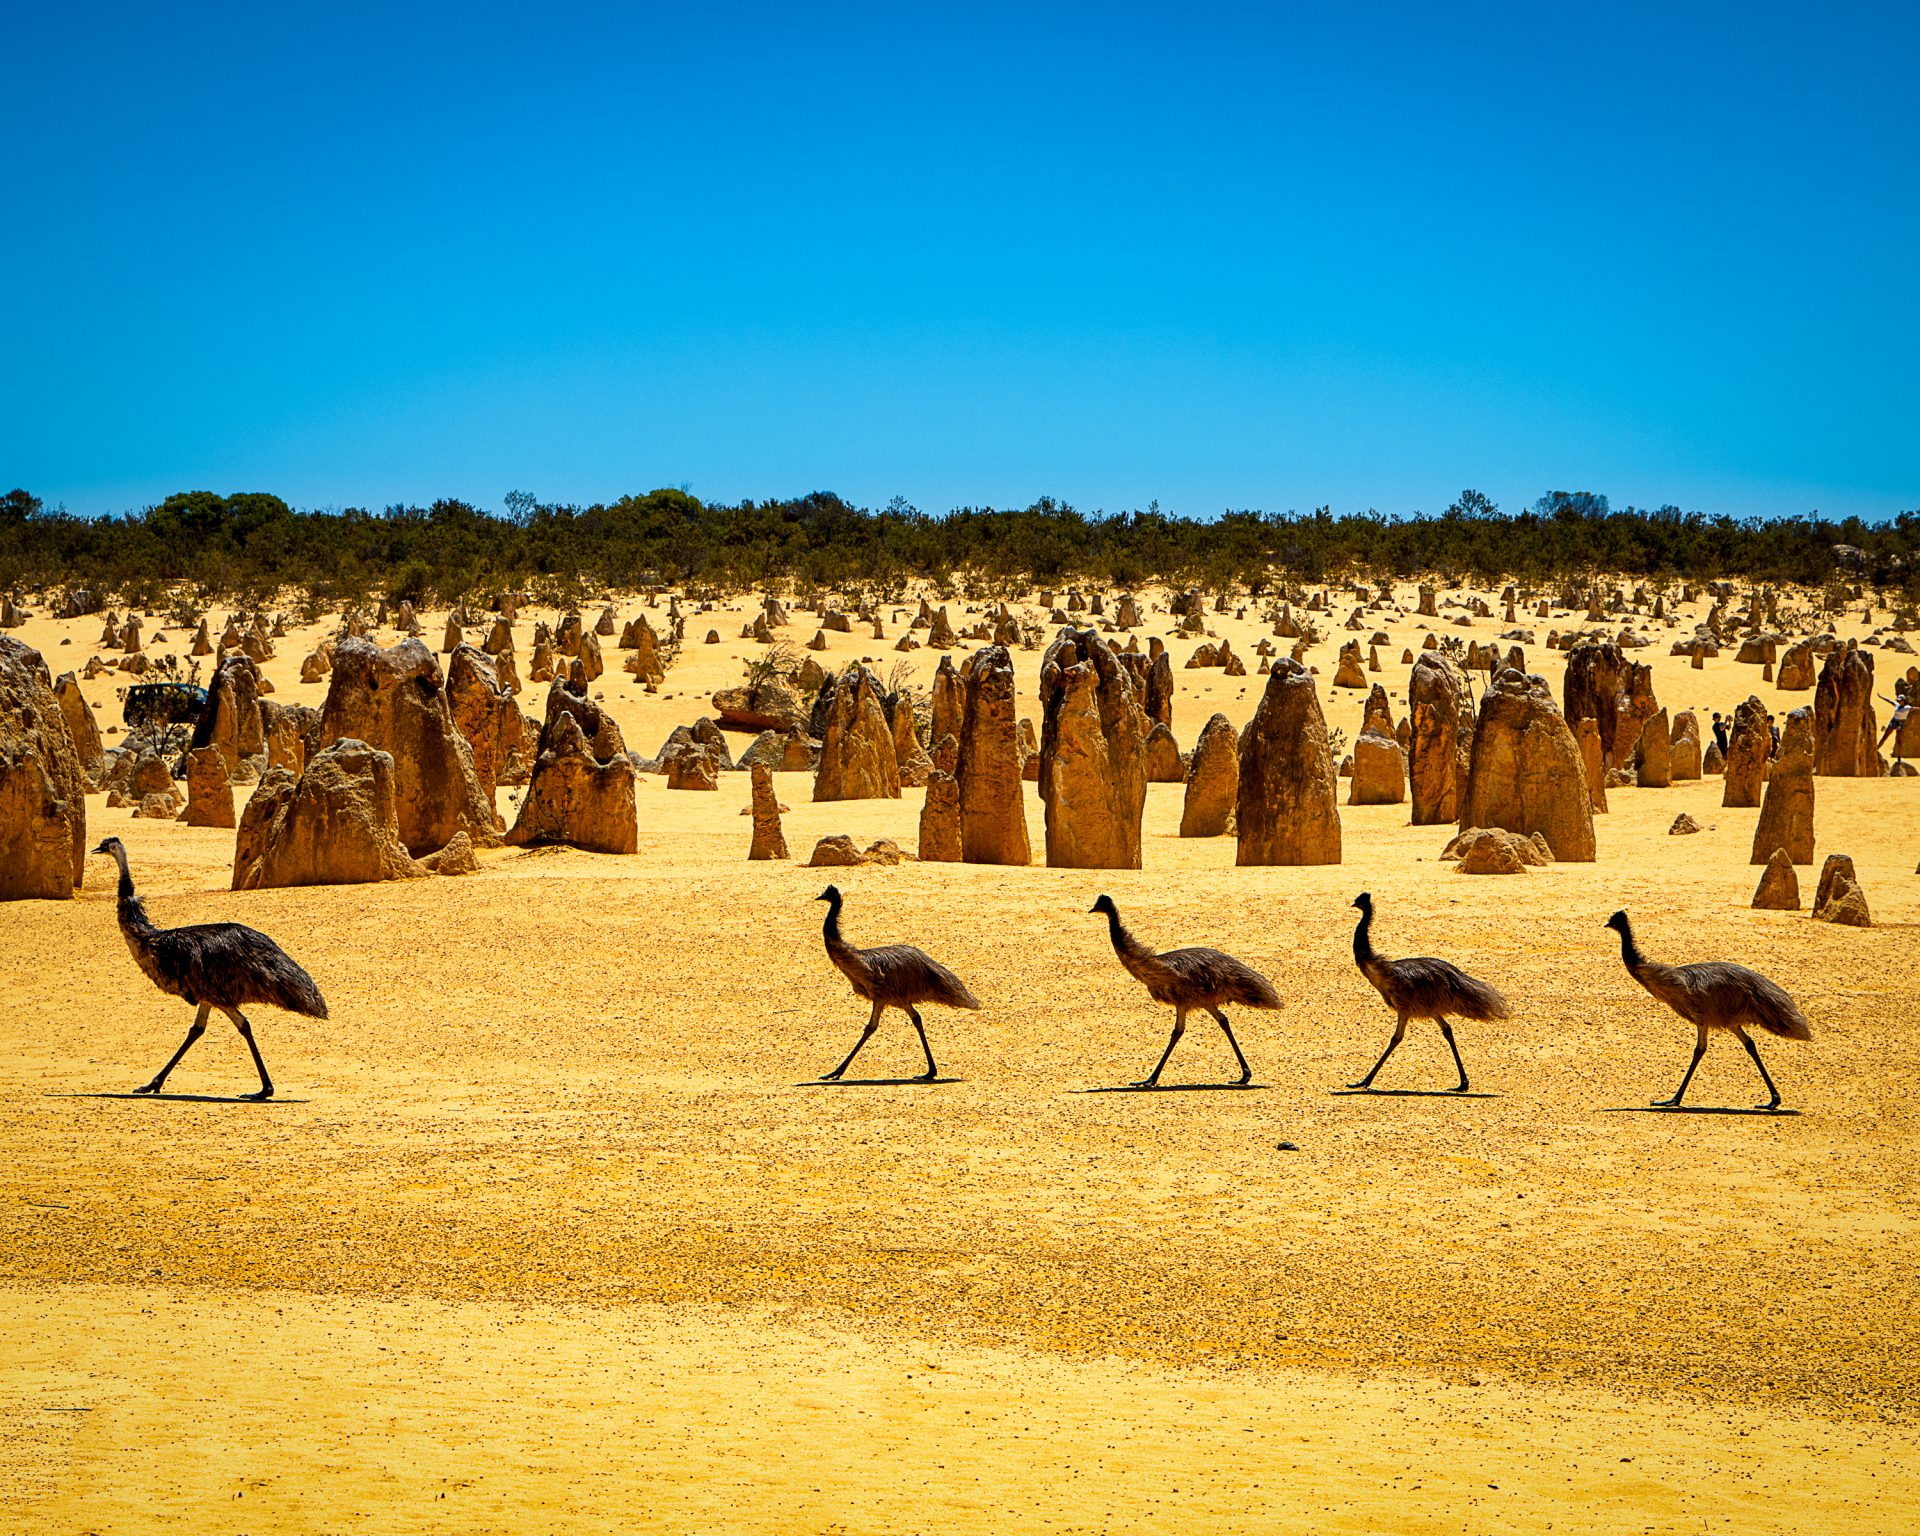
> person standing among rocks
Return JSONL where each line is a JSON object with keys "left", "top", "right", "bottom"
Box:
{"left": 1877, "top": 681, "right": 1912, "bottom": 758}
{"left": 1711, "top": 712, "right": 1729, "bottom": 757}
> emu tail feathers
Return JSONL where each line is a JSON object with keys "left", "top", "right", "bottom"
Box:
{"left": 1449, "top": 968, "right": 1512, "bottom": 1022}
{"left": 926, "top": 958, "right": 982, "bottom": 1011}
{"left": 1748, "top": 974, "right": 1811, "bottom": 1040}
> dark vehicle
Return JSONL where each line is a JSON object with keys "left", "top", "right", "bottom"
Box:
{"left": 122, "top": 681, "right": 207, "bottom": 732}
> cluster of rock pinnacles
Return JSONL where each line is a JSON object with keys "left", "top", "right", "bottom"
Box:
{"left": 0, "top": 583, "right": 1909, "bottom": 927}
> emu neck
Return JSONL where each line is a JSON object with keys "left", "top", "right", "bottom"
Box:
{"left": 1352, "top": 907, "right": 1376, "bottom": 969}
{"left": 1613, "top": 923, "right": 1645, "bottom": 973}
{"left": 1104, "top": 907, "right": 1151, "bottom": 963}
{"left": 110, "top": 851, "right": 154, "bottom": 936}
{"left": 821, "top": 898, "right": 848, "bottom": 954}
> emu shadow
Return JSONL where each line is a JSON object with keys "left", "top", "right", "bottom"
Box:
{"left": 52, "top": 1092, "right": 310, "bottom": 1105}
{"left": 1330, "top": 1087, "right": 1500, "bottom": 1100}
{"left": 1605, "top": 1104, "right": 1800, "bottom": 1117}
{"left": 1081, "top": 1082, "right": 1268, "bottom": 1094}
{"left": 796, "top": 1077, "right": 963, "bottom": 1088}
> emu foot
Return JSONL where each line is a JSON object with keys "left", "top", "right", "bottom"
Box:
{"left": 243, "top": 1088, "right": 275, "bottom": 1102}
{"left": 132, "top": 1080, "right": 163, "bottom": 1095}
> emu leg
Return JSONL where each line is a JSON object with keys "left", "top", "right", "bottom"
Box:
{"left": 228, "top": 1009, "right": 274, "bottom": 1101}
{"left": 1349, "top": 1013, "right": 1407, "bottom": 1089}
{"left": 1135, "top": 1008, "right": 1187, "bottom": 1088}
{"left": 822, "top": 1001, "right": 883, "bottom": 1081}
{"left": 1732, "top": 1025, "right": 1784, "bottom": 1110}
{"left": 908, "top": 1007, "right": 938, "bottom": 1081}
{"left": 1654, "top": 1025, "right": 1709, "bottom": 1107}
{"left": 136, "top": 1003, "right": 208, "bottom": 1094}
{"left": 1210, "top": 1008, "right": 1253, "bottom": 1086}
{"left": 1438, "top": 1018, "right": 1470, "bottom": 1093}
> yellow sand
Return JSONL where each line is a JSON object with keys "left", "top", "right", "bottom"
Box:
{"left": 3, "top": 583, "right": 1916, "bottom": 1532}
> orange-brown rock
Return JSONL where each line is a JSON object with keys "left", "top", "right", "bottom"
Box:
{"left": 1408, "top": 652, "right": 1472, "bottom": 825}
{"left": 319, "top": 638, "right": 499, "bottom": 855}
{"left": 1670, "top": 711, "right": 1702, "bottom": 781}
{"left": 814, "top": 665, "right": 900, "bottom": 802}
{"left": 1722, "top": 696, "right": 1770, "bottom": 807}
{"left": 1236, "top": 657, "right": 1341, "bottom": 866}
{"left": 233, "top": 739, "right": 427, "bottom": 890}
{"left": 956, "top": 645, "right": 1030, "bottom": 865}
{"left": 1038, "top": 630, "right": 1146, "bottom": 869}
{"left": 1179, "top": 712, "right": 1238, "bottom": 837}
{"left": 505, "top": 712, "right": 639, "bottom": 854}
{"left": 748, "top": 762, "right": 788, "bottom": 860}
{"left": 0, "top": 637, "right": 88, "bottom": 898}
{"left": 1459, "top": 669, "right": 1596, "bottom": 861}
{"left": 192, "top": 653, "right": 266, "bottom": 773}
{"left": 1813, "top": 641, "right": 1879, "bottom": 776}
{"left": 1349, "top": 722, "right": 1407, "bottom": 805}
{"left": 181, "top": 745, "right": 236, "bottom": 828}
{"left": 52, "top": 671, "right": 104, "bottom": 790}
{"left": 1751, "top": 849, "right": 1800, "bottom": 909}
{"left": 1750, "top": 706, "right": 1814, "bottom": 865}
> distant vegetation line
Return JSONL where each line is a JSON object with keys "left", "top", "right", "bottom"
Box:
{"left": 1, "top": 487, "right": 1913, "bottom": 610}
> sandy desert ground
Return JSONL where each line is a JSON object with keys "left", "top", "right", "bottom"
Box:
{"left": 3, "top": 578, "right": 1918, "bottom": 1533}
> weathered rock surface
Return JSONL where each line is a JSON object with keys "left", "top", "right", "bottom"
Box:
{"left": 956, "top": 646, "right": 1030, "bottom": 865}
{"left": 1143, "top": 723, "right": 1185, "bottom": 783}
{"left": 1349, "top": 722, "right": 1407, "bottom": 805}
{"left": 918, "top": 734, "right": 962, "bottom": 862}
{"left": 1811, "top": 853, "right": 1871, "bottom": 927}
{"left": 748, "top": 762, "right": 788, "bottom": 860}
{"left": 1813, "top": 642, "right": 1879, "bottom": 776}
{"left": 1179, "top": 712, "right": 1238, "bottom": 837}
{"left": 1751, "top": 848, "right": 1800, "bottom": 909}
{"left": 0, "top": 637, "right": 88, "bottom": 898}
{"left": 52, "top": 672, "right": 104, "bottom": 790}
{"left": 1722, "top": 696, "right": 1771, "bottom": 807}
{"left": 446, "top": 644, "right": 527, "bottom": 806}
{"left": 1459, "top": 669, "right": 1596, "bottom": 861}
{"left": 319, "top": 638, "right": 499, "bottom": 855}
{"left": 423, "top": 830, "right": 479, "bottom": 875}
{"left": 233, "top": 739, "right": 426, "bottom": 890}
{"left": 1038, "top": 630, "right": 1146, "bottom": 869}
{"left": 1670, "top": 711, "right": 1702, "bottom": 781}
{"left": 505, "top": 711, "right": 639, "bottom": 855}
{"left": 712, "top": 675, "right": 806, "bottom": 732}
{"left": 1236, "top": 657, "right": 1341, "bottom": 866}
{"left": 1751, "top": 706, "right": 1814, "bottom": 865}
{"left": 808, "top": 835, "right": 913, "bottom": 867}
{"left": 1408, "top": 652, "right": 1472, "bottom": 825}
{"left": 1633, "top": 707, "right": 1672, "bottom": 788}
{"left": 814, "top": 665, "right": 901, "bottom": 802}
{"left": 181, "top": 745, "right": 236, "bottom": 828}
{"left": 192, "top": 654, "right": 266, "bottom": 773}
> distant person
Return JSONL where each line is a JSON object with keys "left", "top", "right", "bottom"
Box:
{"left": 1711, "top": 712, "right": 1729, "bottom": 756}
{"left": 1879, "top": 683, "right": 1912, "bottom": 757}
{"left": 1768, "top": 714, "right": 1780, "bottom": 755}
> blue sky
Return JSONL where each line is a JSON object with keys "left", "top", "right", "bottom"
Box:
{"left": 4, "top": 2, "right": 1915, "bottom": 521}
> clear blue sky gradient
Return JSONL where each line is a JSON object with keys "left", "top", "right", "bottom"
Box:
{"left": 5, "top": 2, "right": 1915, "bottom": 521}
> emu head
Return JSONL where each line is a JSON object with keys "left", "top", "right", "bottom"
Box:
{"left": 1089, "top": 893, "right": 1116, "bottom": 916}
{"left": 815, "top": 884, "right": 841, "bottom": 904}
{"left": 92, "top": 836, "right": 124, "bottom": 857}
{"left": 1604, "top": 910, "right": 1631, "bottom": 934}
{"left": 1351, "top": 891, "right": 1373, "bottom": 913}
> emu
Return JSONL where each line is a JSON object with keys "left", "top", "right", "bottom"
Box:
{"left": 816, "top": 884, "right": 979, "bottom": 1081}
{"left": 95, "top": 837, "right": 327, "bottom": 1100}
{"left": 1348, "top": 892, "right": 1509, "bottom": 1093}
{"left": 1605, "top": 910, "right": 1811, "bottom": 1110}
{"left": 1090, "top": 894, "right": 1280, "bottom": 1087}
